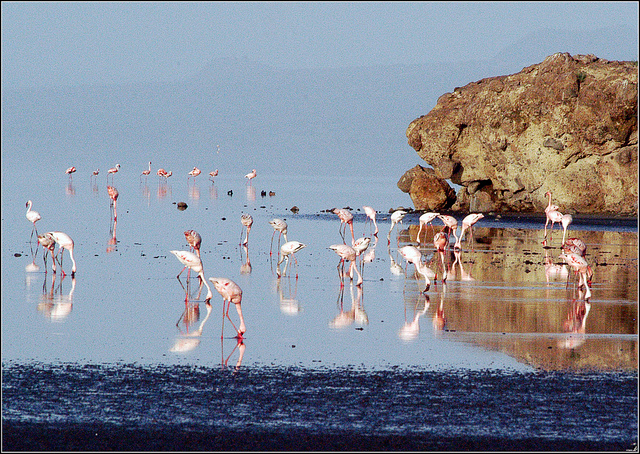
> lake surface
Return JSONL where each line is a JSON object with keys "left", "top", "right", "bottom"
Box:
{"left": 2, "top": 166, "right": 638, "bottom": 450}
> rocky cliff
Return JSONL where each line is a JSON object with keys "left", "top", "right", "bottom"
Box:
{"left": 403, "top": 53, "right": 638, "bottom": 216}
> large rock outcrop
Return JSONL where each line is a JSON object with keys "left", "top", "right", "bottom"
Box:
{"left": 405, "top": 53, "right": 638, "bottom": 216}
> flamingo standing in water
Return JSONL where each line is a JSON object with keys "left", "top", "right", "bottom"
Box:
{"left": 329, "top": 243, "right": 363, "bottom": 287}
{"left": 37, "top": 232, "right": 60, "bottom": 273}
{"left": 561, "top": 214, "right": 573, "bottom": 245}
{"left": 140, "top": 162, "right": 151, "bottom": 181}
{"left": 399, "top": 245, "right": 435, "bottom": 292}
{"left": 49, "top": 231, "right": 77, "bottom": 277}
{"left": 277, "top": 241, "right": 306, "bottom": 278}
{"left": 107, "top": 164, "right": 121, "bottom": 182}
{"left": 362, "top": 206, "right": 379, "bottom": 236}
{"left": 433, "top": 228, "right": 450, "bottom": 283}
{"left": 91, "top": 169, "right": 100, "bottom": 183}
{"left": 563, "top": 238, "right": 587, "bottom": 257}
{"left": 188, "top": 166, "right": 202, "bottom": 182}
{"left": 332, "top": 208, "right": 355, "bottom": 245}
{"left": 437, "top": 215, "right": 459, "bottom": 246}
{"left": 65, "top": 167, "right": 76, "bottom": 180}
{"left": 544, "top": 209, "right": 564, "bottom": 240}
{"left": 209, "top": 169, "right": 219, "bottom": 182}
{"left": 209, "top": 277, "right": 246, "bottom": 339}
{"left": 184, "top": 230, "right": 202, "bottom": 257}
{"left": 416, "top": 212, "right": 439, "bottom": 244}
{"left": 245, "top": 169, "right": 257, "bottom": 184}
{"left": 269, "top": 218, "right": 289, "bottom": 256}
{"left": 455, "top": 213, "right": 484, "bottom": 250}
{"left": 25, "top": 200, "right": 41, "bottom": 241}
{"left": 107, "top": 186, "right": 119, "bottom": 221}
{"left": 240, "top": 214, "right": 253, "bottom": 246}
{"left": 169, "top": 250, "right": 213, "bottom": 301}
{"left": 387, "top": 210, "right": 407, "bottom": 244}
{"left": 559, "top": 252, "right": 592, "bottom": 300}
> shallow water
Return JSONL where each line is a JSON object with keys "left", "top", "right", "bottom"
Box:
{"left": 2, "top": 168, "right": 638, "bottom": 449}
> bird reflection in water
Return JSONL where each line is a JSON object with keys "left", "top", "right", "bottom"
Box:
{"left": 543, "top": 248, "right": 568, "bottom": 284}
{"left": 276, "top": 275, "right": 300, "bottom": 315}
{"left": 188, "top": 184, "right": 200, "bottom": 201}
{"left": 246, "top": 184, "right": 256, "bottom": 202}
{"left": 157, "top": 180, "right": 171, "bottom": 200}
{"left": 432, "top": 284, "right": 447, "bottom": 334}
{"left": 559, "top": 290, "right": 591, "bottom": 349}
{"left": 107, "top": 215, "right": 118, "bottom": 253}
{"left": 66, "top": 180, "right": 76, "bottom": 197}
{"left": 221, "top": 336, "right": 246, "bottom": 373}
{"left": 37, "top": 273, "right": 75, "bottom": 322}
{"left": 398, "top": 294, "right": 429, "bottom": 342}
{"left": 329, "top": 282, "right": 368, "bottom": 329}
{"left": 140, "top": 182, "right": 151, "bottom": 206}
{"left": 170, "top": 301, "right": 213, "bottom": 354}
{"left": 240, "top": 244, "right": 252, "bottom": 275}
{"left": 209, "top": 182, "right": 218, "bottom": 199}
{"left": 37, "top": 232, "right": 60, "bottom": 274}
{"left": 387, "top": 243, "right": 405, "bottom": 278}
{"left": 452, "top": 249, "right": 475, "bottom": 282}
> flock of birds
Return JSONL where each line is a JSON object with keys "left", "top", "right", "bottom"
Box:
{"left": 25, "top": 162, "right": 594, "bottom": 342}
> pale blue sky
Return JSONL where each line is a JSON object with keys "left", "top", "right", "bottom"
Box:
{"left": 2, "top": 1, "right": 638, "bottom": 89}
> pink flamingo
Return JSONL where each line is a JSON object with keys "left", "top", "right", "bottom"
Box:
{"left": 140, "top": 162, "right": 151, "bottom": 181}
{"left": 25, "top": 200, "right": 41, "bottom": 241}
{"left": 184, "top": 230, "right": 202, "bottom": 257}
{"left": 169, "top": 250, "right": 213, "bottom": 301}
{"left": 362, "top": 206, "right": 379, "bottom": 236}
{"left": 269, "top": 218, "right": 289, "bottom": 257}
{"left": 433, "top": 228, "right": 450, "bottom": 283}
{"left": 437, "top": 215, "right": 459, "bottom": 246}
{"left": 245, "top": 169, "right": 257, "bottom": 184}
{"left": 188, "top": 166, "right": 202, "bottom": 182}
{"left": 416, "top": 212, "right": 439, "bottom": 244}
{"left": 387, "top": 210, "right": 407, "bottom": 244}
{"left": 107, "top": 163, "right": 120, "bottom": 183}
{"left": 332, "top": 208, "right": 355, "bottom": 245}
{"left": 544, "top": 209, "right": 564, "bottom": 239}
{"left": 65, "top": 166, "right": 76, "bottom": 180}
{"left": 277, "top": 241, "right": 306, "bottom": 278}
{"left": 209, "top": 169, "right": 219, "bottom": 182}
{"left": 329, "top": 243, "right": 363, "bottom": 287}
{"left": 455, "top": 213, "right": 484, "bottom": 249}
{"left": 559, "top": 252, "right": 592, "bottom": 300}
{"left": 240, "top": 213, "right": 253, "bottom": 246}
{"left": 209, "top": 277, "right": 246, "bottom": 339}
{"left": 37, "top": 232, "right": 60, "bottom": 273}
{"left": 399, "top": 245, "right": 435, "bottom": 291}
{"left": 107, "top": 186, "right": 119, "bottom": 221}
{"left": 563, "top": 238, "right": 587, "bottom": 257}
{"left": 50, "top": 231, "right": 77, "bottom": 277}
{"left": 91, "top": 169, "right": 99, "bottom": 182}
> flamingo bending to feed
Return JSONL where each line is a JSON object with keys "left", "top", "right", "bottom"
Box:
{"left": 362, "top": 206, "right": 379, "bottom": 236}
{"left": 169, "top": 250, "right": 212, "bottom": 301}
{"left": 277, "top": 241, "right": 306, "bottom": 278}
{"left": 184, "top": 230, "right": 202, "bottom": 257}
{"left": 50, "top": 231, "right": 77, "bottom": 277}
{"left": 140, "top": 162, "right": 151, "bottom": 181}
{"left": 563, "top": 238, "right": 587, "bottom": 257}
{"left": 455, "top": 213, "right": 484, "bottom": 249}
{"left": 240, "top": 214, "right": 253, "bottom": 246}
{"left": 329, "top": 244, "right": 363, "bottom": 287}
{"left": 332, "top": 208, "right": 355, "bottom": 245}
{"left": 269, "top": 218, "right": 289, "bottom": 256}
{"left": 37, "top": 232, "right": 60, "bottom": 273}
{"left": 387, "top": 209, "right": 407, "bottom": 244}
{"left": 399, "top": 245, "right": 435, "bottom": 292}
{"left": 437, "top": 215, "right": 459, "bottom": 246}
{"left": 561, "top": 214, "right": 573, "bottom": 245}
{"left": 25, "top": 200, "right": 41, "bottom": 240}
{"left": 559, "top": 252, "right": 592, "bottom": 300}
{"left": 209, "top": 277, "right": 246, "bottom": 339}
{"left": 245, "top": 169, "right": 257, "bottom": 184}
{"left": 65, "top": 167, "right": 76, "bottom": 180}
{"left": 416, "top": 212, "right": 439, "bottom": 244}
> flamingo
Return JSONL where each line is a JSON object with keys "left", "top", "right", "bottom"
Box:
{"left": 353, "top": 236, "right": 371, "bottom": 275}
{"left": 362, "top": 206, "right": 379, "bottom": 236}
{"left": 437, "top": 215, "right": 459, "bottom": 246}
{"left": 433, "top": 228, "right": 450, "bottom": 283}
{"left": 240, "top": 213, "right": 253, "bottom": 246}
{"left": 332, "top": 208, "right": 355, "bottom": 245}
{"left": 184, "top": 230, "right": 202, "bottom": 257}
{"left": 559, "top": 252, "right": 592, "bottom": 300}
{"left": 209, "top": 277, "right": 246, "bottom": 339}
{"left": 245, "top": 169, "right": 257, "bottom": 184}
{"left": 544, "top": 209, "right": 564, "bottom": 239}
{"left": 107, "top": 186, "right": 119, "bottom": 221}
{"left": 65, "top": 166, "right": 76, "bottom": 180}
{"left": 140, "top": 162, "right": 151, "bottom": 181}
{"left": 387, "top": 210, "right": 407, "bottom": 244}
{"left": 107, "top": 163, "right": 120, "bottom": 183}
{"left": 188, "top": 166, "right": 202, "bottom": 182}
{"left": 455, "top": 213, "right": 484, "bottom": 249}
{"left": 277, "top": 241, "right": 306, "bottom": 278}
{"left": 563, "top": 238, "right": 587, "bottom": 257}
{"left": 157, "top": 168, "right": 168, "bottom": 180}
{"left": 269, "top": 218, "right": 289, "bottom": 256}
{"left": 37, "top": 232, "right": 60, "bottom": 273}
{"left": 329, "top": 244, "right": 363, "bottom": 287}
{"left": 209, "top": 169, "right": 219, "bottom": 182}
{"left": 169, "top": 250, "right": 213, "bottom": 301}
{"left": 544, "top": 191, "right": 560, "bottom": 215}
{"left": 416, "top": 212, "right": 439, "bottom": 244}
{"left": 561, "top": 214, "right": 573, "bottom": 245}
{"left": 49, "top": 231, "right": 77, "bottom": 277}
{"left": 91, "top": 169, "right": 100, "bottom": 182}
{"left": 25, "top": 200, "right": 41, "bottom": 240}
{"left": 399, "top": 245, "right": 435, "bottom": 292}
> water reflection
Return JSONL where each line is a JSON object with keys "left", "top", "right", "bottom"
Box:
{"left": 329, "top": 282, "right": 368, "bottom": 329}
{"left": 432, "top": 284, "right": 447, "bottom": 334}
{"left": 246, "top": 185, "right": 256, "bottom": 202}
{"left": 188, "top": 184, "right": 200, "bottom": 201}
{"left": 276, "top": 276, "right": 300, "bottom": 315}
{"left": 559, "top": 293, "right": 591, "bottom": 349}
{"left": 37, "top": 274, "right": 75, "bottom": 322}
{"left": 209, "top": 182, "right": 218, "bottom": 199}
{"left": 170, "top": 301, "right": 213, "bottom": 353}
{"left": 66, "top": 181, "right": 75, "bottom": 197}
{"left": 399, "top": 294, "right": 429, "bottom": 342}
{"left": 240, "top": 244, "right": 252, "bottom": 275}
{"left": 221, "top": 337, "right": 246, "bottom": 373}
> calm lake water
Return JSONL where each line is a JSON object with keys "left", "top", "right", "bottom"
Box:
{"left": 2, "top": 165, "right": 638, "bottom": 450}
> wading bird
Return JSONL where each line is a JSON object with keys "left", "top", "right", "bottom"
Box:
{"left": 399, "top": 245, "right": 435, "bottom": 292}
{"left": 387, "top": 210, "right": 407, "bottom": 244}
{"left": 329, "top": 243, "right": 363, "bottom": 287}
{"left": 184, "top": 230, "right": 202, "bottom": 257}
{"left": 563, "top": 238, "right": 587, "bottom": 257}
{"left": 559, "top": 252, "right": 592, "bottom": 300}
{"left": 107, "top": 186, "right": 119, "bottom": 221}
{"left": 277, "top": 241, "right": 306, "bottom": 278}
{"left": 65, "top": 166, "right": 76, "bottom": 180}
{"left": 416, "top": 212, "right": 439, "bottom": 245}
{"left": 432, "top": 228, "right": 450, "bottom": 283}
{"left": 240, "top": 213, "right": 253, "bottom": 246}
{"left": 245, "top": 169, "right": 257, "bottom": 184}
{"left": 209, "top": 277, "right": 246, "bottom": 339}
{"left": 269, "top": 218, "right": 288, "bottom": 256}
{"left": 332, "top": 208, "right": 355, "bottom": 245}
{"left": 107, "top": 163, "right": 121, "bottom": 182}
{"left": 455, "top": 213, "right": 484, "bottom": 250}
{"left": 209, "top": 169, "right": 218, "bottom": 182}
{"left": 437, "top": 215, "right": 459, "bottom": 246}
{"left": 188, "top": 166, "right": 201, "bottom": 182}
{"left": 140, "top": 162, "right": 151, "bottom": 181}
{"left": 37, "top": 232, "right": 60, "bottom": 273}
{"left": 91, "top": 169, "right": 100, "bottom": 182}
{"left": 362, "top": 206, "right": 379, "bottom": 236}
{"left": 169, "top": 250, "right": 212, "bottom": 301}
{"left": 49, "top": 231, "right": 77, "bottom": 277}
{"left": 25, "top": 200, "right": 41, "bottom": 241}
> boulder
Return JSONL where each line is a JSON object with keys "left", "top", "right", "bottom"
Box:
{"left": 397, "top": 165, "right": 456, "bottom": 211}
{"left": 405, "top": 53, "right": 638, "bottom": 216}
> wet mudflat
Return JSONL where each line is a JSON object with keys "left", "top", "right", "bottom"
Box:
{"left": 2, "top": 170, "right": 638, "bottom": 450}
